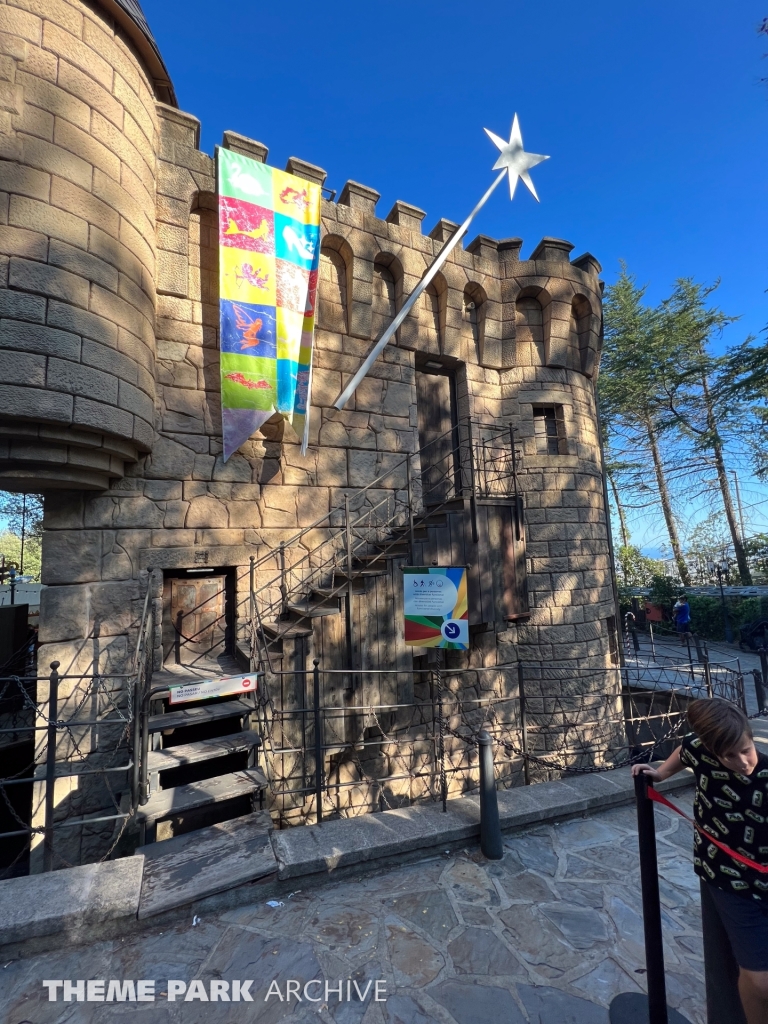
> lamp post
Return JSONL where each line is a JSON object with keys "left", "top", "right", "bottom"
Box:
{"left": 707, "top": 558, "right": 733, "bottom": 644}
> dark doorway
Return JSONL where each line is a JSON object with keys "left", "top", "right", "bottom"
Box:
{"left": 416, "top": 363, "right": 460, "bottom": 505}
{"left": 162, "top": 568, "right": 235, "bottom": 672}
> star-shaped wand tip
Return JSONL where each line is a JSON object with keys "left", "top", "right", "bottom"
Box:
{"left": 484, "top": 114, "right": 549, "bottom": 201}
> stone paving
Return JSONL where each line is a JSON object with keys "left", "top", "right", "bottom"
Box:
{"left": 0, "top": 788, "right": 704, "bottom": 1024}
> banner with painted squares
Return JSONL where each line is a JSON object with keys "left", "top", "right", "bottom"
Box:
{"left": 218, "top": 149, "right": 321, "bottom": 460}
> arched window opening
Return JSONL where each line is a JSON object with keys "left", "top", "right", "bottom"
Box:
{"left": 371, "top": 255, "right": 402, "bottom": 341}
{"left": 571, "top": 295, "right": 593, "bottom": 375}
{"left": 190, "top": 192, "right": 219, "bottom": 343}
{"left": 462, "top": 283, "right": 486, "bottom": 358}
{"left": 318, "top": 245, "right": 348, "bottom": 334}
{"left": 515, "top": 295, "right": 544, "bottom": 367}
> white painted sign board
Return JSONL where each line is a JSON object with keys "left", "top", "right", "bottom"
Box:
{"left": 168, "top": 673, "right": 258, "bottom": 705}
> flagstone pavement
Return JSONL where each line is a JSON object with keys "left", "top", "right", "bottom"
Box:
{"left": 0, "top": 789, "right": 704, "bottom": 1024}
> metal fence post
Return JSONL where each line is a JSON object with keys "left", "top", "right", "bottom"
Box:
{"left": 760, "top": 647, "right": 768, "bottom": 694}
{"left": 704, "top": 656, "right": 713, "bottom": 700}
{"left": 406, "top": 453, "right": 416, "bottom": 564}
{"left": 43, "top": 660, "right": 60, "bottom": 872}
{"left": 436, "top": 648, "right": 447, "bottom": 812}
{"left": 649, "top": 622, "right": 656, "bottom": 661}
{"left": 517, "top": 662, "right": 530, "bottom": 786}
{"left": 313, "top": 658, "right": 323, "bottom": 825}
{"left": 279, "top": 541, "right": 287, "bottom": 618}
{"left": 755, "top": 669, "right": 767, "bottom": 714}
{"left": 478, "top": 730, "right": 502, "bottom": 859}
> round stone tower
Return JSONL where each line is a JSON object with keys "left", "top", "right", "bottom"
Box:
{"left": 0, "top": 0, "right": 173, "bottom": 490}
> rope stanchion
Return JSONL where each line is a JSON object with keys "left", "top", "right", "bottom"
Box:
{"left": 609, "top": 774, "right": 692, "bottom": 1024}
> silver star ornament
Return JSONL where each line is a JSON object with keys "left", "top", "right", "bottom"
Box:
{"left": 484, "top": 114, "right": 549, "bottom": 201}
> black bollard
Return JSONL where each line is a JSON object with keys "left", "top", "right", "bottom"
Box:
{"left": 478, "top": 730, "right": 502, "bottom": 860}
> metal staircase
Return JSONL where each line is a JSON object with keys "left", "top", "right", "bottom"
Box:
{"left": 125, "top": 418, "right": 524, "bottom": 848}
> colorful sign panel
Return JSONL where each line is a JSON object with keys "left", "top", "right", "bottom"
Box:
{"left": 218, "top": 149, "right": 321, "bottom": 460}
{"left": 403, "top": 567, "right": 469, "bottom": 650}
{"left": 168, "top": 673, "right": 258, "bottom": 705}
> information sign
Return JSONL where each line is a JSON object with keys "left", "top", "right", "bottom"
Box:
{"left": 403, "top": 566, "right": 469, "bottom": 650}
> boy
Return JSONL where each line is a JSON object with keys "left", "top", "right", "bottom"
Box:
{"left": 633, "top": 699, "right": 768, "bottom": 1024}
{"left": 673, "top": 594, "right": 692, "bottom": 646}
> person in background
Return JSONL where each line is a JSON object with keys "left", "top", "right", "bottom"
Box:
{"left": 632, "top": 699, "right": 768, "bottom": 1024}
{"left": 673, "top": 593, "right": 692, "bottom": 645}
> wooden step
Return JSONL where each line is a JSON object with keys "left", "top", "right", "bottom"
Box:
{"left": 333, "top": 567, "right": 388, "bottom": 580}
{"left": 137, "top": 811, "right": 276, "bottom": 919}
{"left": 286, "top": 600, "right": 341, "bottom": 618}
{"left": 148, "top": 697, "right": 255, "bottom": 735}
{"left": 137, "top": 768, "right": 268, "bottom": 827}
{"left": 146, "top": 732, "right": 261, "bottom": 774}
{"left": 261, "top": 621, "right": 313, "bottom": 640}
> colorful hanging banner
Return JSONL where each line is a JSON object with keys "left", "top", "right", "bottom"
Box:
{"left": 218, "top": 149, "right": 321, "bottom": 460}
{"left": 403, "top": 566, "right": 469, "bottom": 650}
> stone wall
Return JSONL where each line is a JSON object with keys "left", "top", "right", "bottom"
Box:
{"left": 0, "top": 0, "right": 620, "bottom": 840}
{"left": 0, "top": 0, "right": 158, "bottom": 491}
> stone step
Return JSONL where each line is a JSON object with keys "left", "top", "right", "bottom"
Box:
{"left": 137, "top": 768, "right": 268, "bottom": 828}
{"left": 137, "top": 810, "right": 276, "bottom": 919}
{"left": 146, "top": 732, "right": 261, "bottom": 774}
{"left": 148, "top": 697, "right": 255, "bottom": 735}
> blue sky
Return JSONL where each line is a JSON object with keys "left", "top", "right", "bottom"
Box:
{"left": 145, "top": 0, "right": 768, "bottom": 351}
{"left": 144, "top": 0, "right": 768, "bottom": 552}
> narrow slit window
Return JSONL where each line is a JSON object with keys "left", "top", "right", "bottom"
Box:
{"left": 533, "top": 406, "right": 562, "bottom": 455}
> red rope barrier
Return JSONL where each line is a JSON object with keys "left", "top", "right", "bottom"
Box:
{"left": 647, "top": 785, "right": 768, "bottom": 875}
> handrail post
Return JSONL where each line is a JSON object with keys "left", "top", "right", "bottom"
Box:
{"left": 704, "top": 655, "right": 713, "bottom": 700}
{"left": 406, "top": 453, "right": 416, "bottom": 565}
{"left": 43, "top": 660, "right": 60, "bottom": 872}
{"left": 249, "top": 555, "right": 257, "bottom": 673}
{"left": 344, "top": 495, "right": 354, "bottom": 671}
{"left": 478, "top": 730, "right": 502, "bottom": 859}
{"left": 509, "top": 424, "right": 521, "bottom": 538}
{"left": 517, "top": 662, "right": 530, "bottom": 785}
{"left": 279, "top": 541, "right": 288, "bottom": 618}
{"left": 633, "top": 773, "right": 669, "bottom": 1024}
{"left": 313, "top": 658, "right": 323, "bottom": 825}
{"left": 140, "top": 686, "right": 152, "bottom": 805}
{"left": 466, "top": 419, "right": 478, "bottom": 543}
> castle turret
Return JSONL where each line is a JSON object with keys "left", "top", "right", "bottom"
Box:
{"left": 0, "top": 0, "right": 173, "bottom": 490}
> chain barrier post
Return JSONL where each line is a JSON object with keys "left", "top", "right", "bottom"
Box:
{"left": 760, "top": 647, "right": 768, "bottom": 696}
{"left": 43, "top": 660, "right": 60, "bottom": 872}
{"left": 313, "top": 658, "right": 323, "bottom": 825}
{"left": 754, "top": 669, "right": 766, "bottom": 714}
{"left": 649, "top": 621, "right": 656, "bottom": 662}
{"left": 517, "top": 662, "right": 531, "bottom": 786}
{"left": 436, "top": 648, "right": 447, "bottom": 812}
{"left": 478, "top": 730, "right": 502, "bottom": 859}
{"left": 633, "top": 773, "right": 669, "bottom": 1024}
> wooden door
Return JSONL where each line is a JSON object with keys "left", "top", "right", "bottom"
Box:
{"left": 416, "top": 368, "right": 459, "bottom": 505}
{"left": 169, "top": 576, "right": 227, "bottom": 667}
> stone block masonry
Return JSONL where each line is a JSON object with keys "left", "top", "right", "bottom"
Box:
{"left": 0, "top": 0, "right": 620, "bottom": 852}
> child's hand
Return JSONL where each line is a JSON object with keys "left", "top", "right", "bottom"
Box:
{"left": 631, "top": 764, "right": 664, "bottom": 782}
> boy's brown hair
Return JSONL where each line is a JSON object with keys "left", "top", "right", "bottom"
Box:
{"left": 687, "top": 698, "right": 752, "bottom": 758}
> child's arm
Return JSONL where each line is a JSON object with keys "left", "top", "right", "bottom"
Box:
{"left": 630, "top": 746, "right": 684, "bottom": 783}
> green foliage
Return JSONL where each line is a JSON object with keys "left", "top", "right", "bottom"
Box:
{"left": 648, "top": 573, "right": 679, "bottom": 607}
{"left": 616, "top": 545, "right": 665, "bottom": 589}
{"left": 0, "top": 530, "right": 41, "bottom": 580}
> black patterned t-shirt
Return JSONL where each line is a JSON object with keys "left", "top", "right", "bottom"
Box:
{"left": 679, "top": 732, "right": 768, "bottom": 900}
